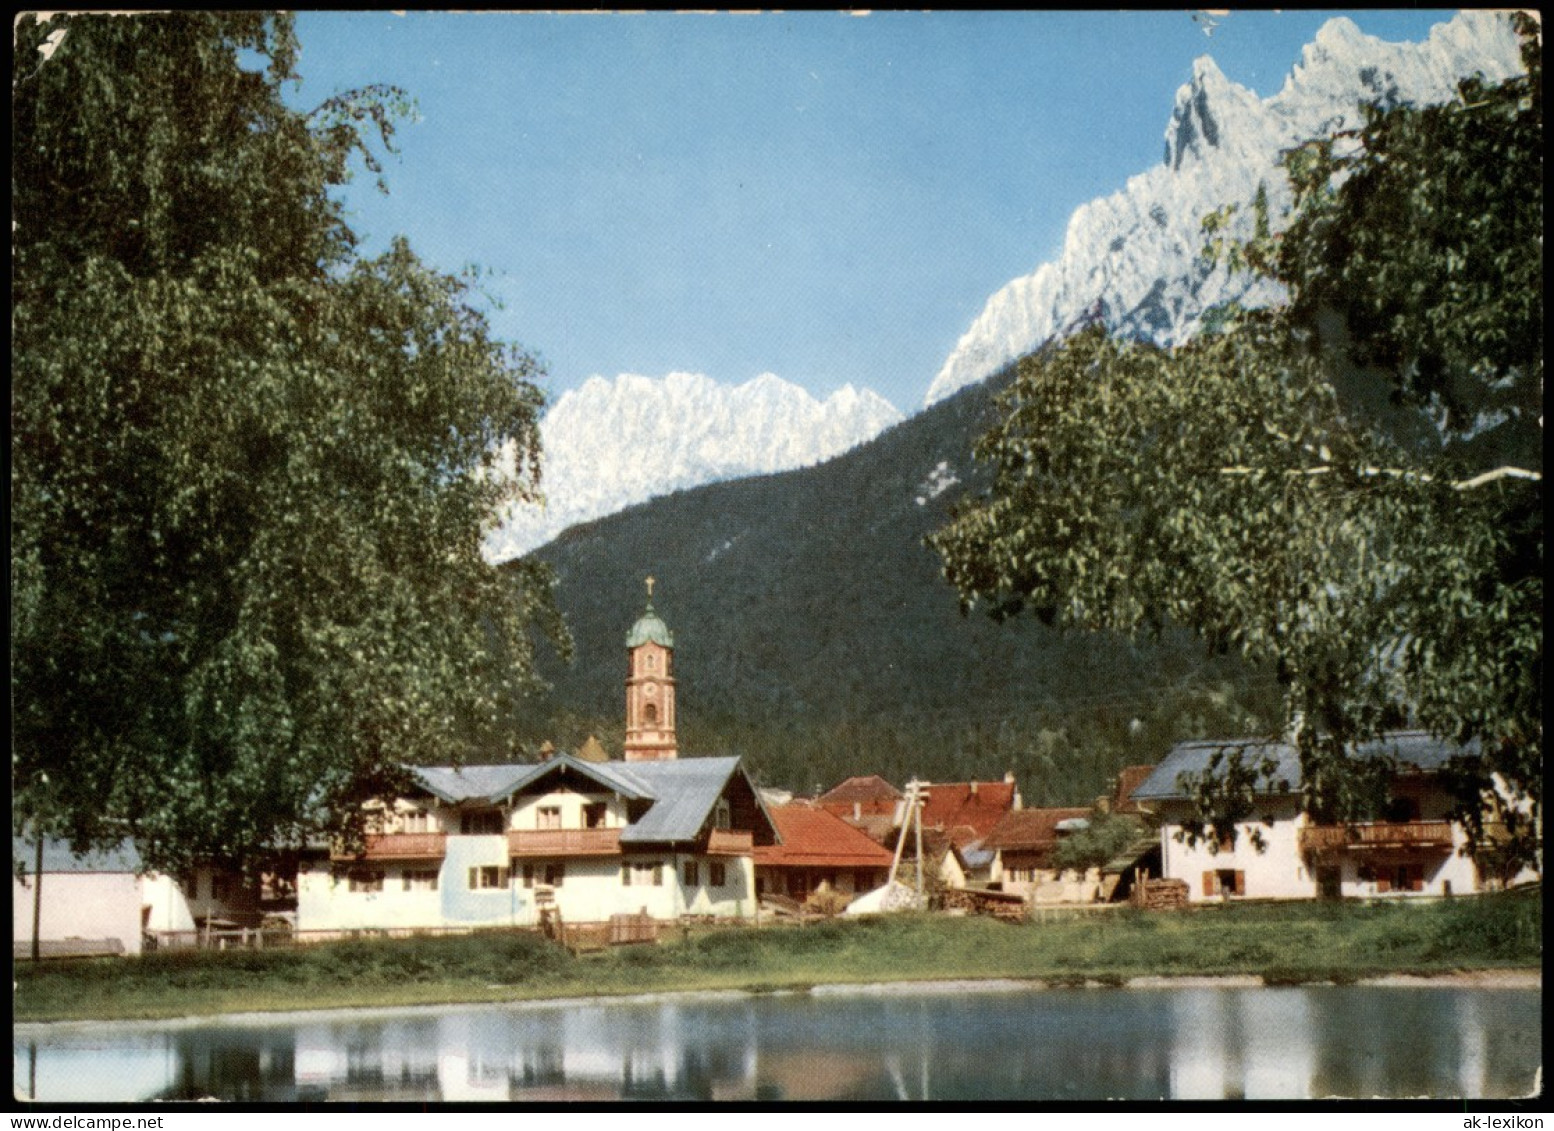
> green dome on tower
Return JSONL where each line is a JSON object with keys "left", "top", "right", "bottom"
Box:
{"left": 626, "top": 577, "right": 674, "bottom": 648}
{"left": 626, "top": 605, "right": 673, "bottom": 648}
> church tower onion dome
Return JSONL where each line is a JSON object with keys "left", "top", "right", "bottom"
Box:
{"left": 626, "top": 604, "right": 674, "bottom": 649}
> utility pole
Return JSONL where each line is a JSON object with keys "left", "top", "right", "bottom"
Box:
{"left": 887, "top": 779, "right": 915, "bottom": 889}
{"left": 32, "top": 829, "right": 44, "bottom": 963}
{"left": 914, "top": 788, "right": 925, "bottom": 901}
{"left": 886, "top": 779, "right": 929, "bottom": 909}
{"left": 30, "top": 772, "right": 49, "bottom": 963}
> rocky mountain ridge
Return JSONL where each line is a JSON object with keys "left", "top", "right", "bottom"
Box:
{"left": 924, "top": 11, "right": 1524, "bottom": 406}
{"left": 485, "top": 371, "right": 901, "bottom": 562}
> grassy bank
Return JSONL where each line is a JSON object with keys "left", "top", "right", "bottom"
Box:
{"left": 14, "top": 889, "right": 1540, "bottom": 1023}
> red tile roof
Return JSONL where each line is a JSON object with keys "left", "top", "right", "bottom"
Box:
{"left": 842, "top": 813, "right": 899, "bottom": 846}
{"left": 816, "top": 774, "right": 903, "bottom": 818}
{"left": 917, "top": 781, "right": 1017, "bottom": 846}
{"left": 754, "top": 804, "right": 896, "bottom": 869}
{"left": 981, "top": 807, "right": 1092, "bottom": 853}
{"left": 1111, "top": 765, "right": 1156, "bottom": 813}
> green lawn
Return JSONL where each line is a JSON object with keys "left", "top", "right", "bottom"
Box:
{"left": 14, "top": 889, "right": 1540, "bottom": 1023}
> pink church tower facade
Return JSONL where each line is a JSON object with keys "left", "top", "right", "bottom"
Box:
{"left": 624, "top": 577, "right": 678, "bottom": 762}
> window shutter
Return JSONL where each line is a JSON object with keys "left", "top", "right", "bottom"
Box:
{"left": 468, "top": 867, "right": 478, "bottom": 890}
{"left": 1234, "top": 871, "right": 1246, "bottom": 896}
{"left": 1203, "top": 871, "right": 1215, "bottom": 897}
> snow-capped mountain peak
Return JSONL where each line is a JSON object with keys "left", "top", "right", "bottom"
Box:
{"left": 483, "top": 372, "right": 902, "bottom": 562}
{"left": 924, "top": 11, "right": 1525, "bottom": 407}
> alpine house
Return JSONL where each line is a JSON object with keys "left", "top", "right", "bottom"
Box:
{"left": 297, "top": 582, "right": 777, "bottom": 933}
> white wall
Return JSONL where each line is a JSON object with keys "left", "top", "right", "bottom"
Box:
{"left": 1328, "top": 827, "right": 1480, "bottom": 898}
{"left": 141, "top": 873, "right": 197, "bottom": 933}
{"left": 511, "top": 789, "right": 628, "bottom": 831}
{"left": 1158, "top": 798, "right": 1314, "bottom": 902}
{"left": 1156, "top": 798, "right": 1482, "bottom": 901}
{"left": 297, "top": 863, "right": 451, "bottom": 931}
{"left": 13, "top": 872, "right": 143, "bottom": 955}
{"left": 298, "top": 847, "right": 759, "bottom": 932}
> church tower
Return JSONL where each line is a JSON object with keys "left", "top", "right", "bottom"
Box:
{"left": 624, "top": 577, "right": 677, "bottom": 761}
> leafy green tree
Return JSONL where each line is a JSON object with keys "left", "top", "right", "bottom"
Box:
{"left": 1050, "top": 809, "right": 1147, "bottom": 875}
{"left": 12, "top": 13, "right": 567, "bottom": 874}
{"left": 932, "top": 16, "right": 1540, "bottom": 865}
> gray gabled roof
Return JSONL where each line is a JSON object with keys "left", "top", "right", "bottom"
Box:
{"left": 413, "top": 754, "right": 666, "bottom": 806}
{"left": 409, "top": 754, "right": 753, "bottom": 846}
{"left": 1132, "top": 730, "right": 1478, "bottom": 803}
{"left": 12, "top": 836, "right": 144, "bottom": 874}
{"left": 412, "top": 763, "right": 537, "bottom": 804}
{"left": 613, "top": 756, "right": 746, "bottom": 844}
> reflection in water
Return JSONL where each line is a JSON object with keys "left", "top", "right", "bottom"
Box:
{"left": 13, "top": 986, "right": 1540, "bottom": 1102}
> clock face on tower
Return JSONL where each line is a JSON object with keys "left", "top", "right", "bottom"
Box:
{"left": 644, "top": 684, "right": 656, "bottom": 697}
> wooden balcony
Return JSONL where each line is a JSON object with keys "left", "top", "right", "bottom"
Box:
{"left": 331, "top": 833, "right": 447, "bottom": 862}
{"left": 1300, "top": 821, "right": 1455, "bottom": 854}
{"left": 705, "top": 829, "right": 754, "bottom": 855}
{"left": 508, "top": 828, "right": 622, "bottom": 857}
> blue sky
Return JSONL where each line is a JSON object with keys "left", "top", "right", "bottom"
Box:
{"left": 287, "top": 10, "right": 1460, "bottom": 412}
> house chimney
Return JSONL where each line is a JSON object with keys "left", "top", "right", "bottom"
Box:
{"left": 970, "top": 781, "right": 979, "bottom": 797}
{"left": 1004, "top": 770, "right": 1016, "bottom": 785}
{"left": 853, "top": 801, "right": 862, "bottom": 820}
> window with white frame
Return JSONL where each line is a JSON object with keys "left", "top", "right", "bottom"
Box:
{"left": 536, "top": 806, "right": 562, "bottom": 830}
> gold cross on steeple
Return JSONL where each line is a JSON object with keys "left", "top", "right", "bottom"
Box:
{"left": 645, "top": 575, "right": 655, "bottom": 599}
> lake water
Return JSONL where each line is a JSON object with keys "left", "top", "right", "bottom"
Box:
{"left": 14, "top": 983, "right": 1540, "bottom": 1102}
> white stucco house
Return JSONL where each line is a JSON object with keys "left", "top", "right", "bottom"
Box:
{"left": 13, "top": 835, "right": 256, "bottom": 957}
{"left": 298, "top": 752, "right": 776, "bottom": 932}
{"left": 1131, "top": 731, "right": 1508, "bottom": 902}
{"left": 299, "top": 588, "right": 787, "bottom": 934}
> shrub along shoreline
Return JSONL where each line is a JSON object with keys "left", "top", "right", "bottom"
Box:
{"left": 14, "top": 889, "right": 1540, "bottom": 1024}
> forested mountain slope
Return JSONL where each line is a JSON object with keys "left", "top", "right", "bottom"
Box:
{"left": 516, "top": 370, "right": 1278, "bottom": 801}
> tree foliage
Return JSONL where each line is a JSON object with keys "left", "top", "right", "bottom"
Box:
{"left": 12, "top": 13, "right": 567, "bottom": 873}
{"left": 932, "top": 15, "right": 1540, "bottom": 863}
{"left": 1050, "top": 809, "right": 1147, "bottom": 874}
